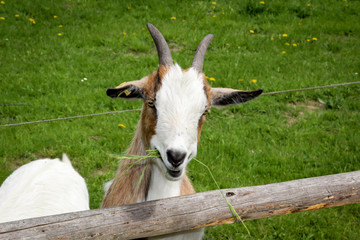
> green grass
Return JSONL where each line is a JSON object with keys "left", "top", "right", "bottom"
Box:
{"left": 1, "top": 0, "right": 360, "bottom": 239}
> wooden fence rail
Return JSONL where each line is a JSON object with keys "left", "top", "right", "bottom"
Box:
{"left": 1, "top": 170, "right": 359, "bottom": 239}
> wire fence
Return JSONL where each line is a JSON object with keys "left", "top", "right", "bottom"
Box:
{"left": 261, "top": 81, "right": 360, "bottom": 96}
{"left": 1, "top": 81, "right": 359, "bottom": 128}
{"left": 0, "top": 109, "right": 141, "bottom": 127}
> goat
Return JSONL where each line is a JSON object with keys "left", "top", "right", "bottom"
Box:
{"left": 0, "top": 154, "right": 89, "bottom": 223}
{"left": 102, "top": 23, "right": 262, "bottom": 239}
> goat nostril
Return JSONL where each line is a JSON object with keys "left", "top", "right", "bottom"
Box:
{"left": 166, "top": 149, "right": 186, "bottom": 168}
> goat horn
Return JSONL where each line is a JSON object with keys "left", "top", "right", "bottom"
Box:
{"left": 192, "top": 34, "right": 214, "bottom": 72}
{"left": 147, "top": 23, "right": 173, "bottom": 66}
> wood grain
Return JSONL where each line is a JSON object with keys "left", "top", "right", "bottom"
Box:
{"left": 1, "top": 171, "right": 359, "bottom": 239}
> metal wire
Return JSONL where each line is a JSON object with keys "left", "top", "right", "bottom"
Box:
{"left": 262, "top": 81, "right": 360, "bottom": 96}
{"left": 1, "top": 81, "right": 359, "bottom": 127}
{"left": 0, "top": 109, "right": 141, "bottom": 127}
{"left": 0, "top": 104, "right": 32, "bottom": 106}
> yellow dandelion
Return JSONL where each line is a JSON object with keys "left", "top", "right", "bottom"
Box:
{"left": 249, "top": 30, "right": 255, "bottom": 34}
{"left": 212, "top": 15, "right": 216, "bottom": 18}
{"left": 28, "top": 18, "right": 36, "bottom": 24}
{"left": 306, "top": 39, "right": 311, "bottom": 42}
{"left": 259, "top": 1, "right": 265, "bottom": 4}
{"left": 0, "top": 17, "right": 5, "bottom": 20}
{"left": 118, "top": 124, "right": 126, "bottom": 128}
{"left": 307, "top": 3, "right": 311, "bottom": 7}
{"left": 312, "top": 37, "right": 318, "bottom": 41}
{"left": 54, "top": 15, "right": 58, "bottom": 19}
{"left": 282, "top": 33, "right": 288, "bottom": 37}
{"left": 205, "top": 76, "right": 209, "bottom": 79}
{"left": 285, "top": 42, "right": 290, "bottom": 46}
{"left": 298, "top": 22, "right": 302, "bottom": 26}
{"left": 15, "top": 14, "right": 20, "bottom": 17}
{"left": 57, "top": 33, "right": 63, "bottom": 36}
{"left": 59, "top": 24, "right": 63, "bottom": 28}
{"left": 250, "top": 79, "right": 257, "bottom": 83}
{"left": 182, "top": 19, "right": 186, "bottom": 23}
{"left": 222, "top": 11, "right": 225, "bottom": 15}
{"left": 141, "top": 27, "right": 145, "bottom": 31}
{"left": 123, "top": 32, "right": 126, "bottom": 37}
{"left": 282, "top": 50, "right": 286, "bottom": 54}
{"left": 271, "top": 37, "right": 274, "bottom": 41}
{"left": 0, "top": 1, "right": 5, "bottom": 4}
{"left": 212, "top": 2, "right": 216, "bottom": 5}
{"left": 293, "top": 43, "right": 297, "bottom": 47}
{"left": 171, "top": 16, "right": 176, "bottom": 20}
{"left": 209, "top": 77, "right": 216, "bottom": 81}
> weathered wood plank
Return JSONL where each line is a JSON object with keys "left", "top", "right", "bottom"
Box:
{"left": 0, "top": 171, "right": 359, "bottom": 239}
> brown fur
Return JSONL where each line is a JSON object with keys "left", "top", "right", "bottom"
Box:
{"left": 102, "top": 127, "right": 153, "bottom": 207}
{"left": 102, "top": 69, "right": 161, "bottom": 207}
{"left": 197, "top": 74, "right": 212, "bottom": 143}
{"left": 180, "top": 175, "right": 196, "bottom": 195}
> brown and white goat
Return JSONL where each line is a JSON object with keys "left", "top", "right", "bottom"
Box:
{"left": 102, "top": 24, "right": 262, "bottom": 239}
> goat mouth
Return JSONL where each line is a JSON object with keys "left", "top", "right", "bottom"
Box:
{"left": 155, "top": 149, "right": 182, "bottom": 179}
{"left": 168, "top": 169, "right": 182, "bottom": 178}
{"left": 158, "top": 157, "right": 182, "bottom": 178}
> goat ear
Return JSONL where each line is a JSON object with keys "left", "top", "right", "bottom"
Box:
{"left": 210, "top": 88, "right": 263, "bottom": 107}
{"left": 106, "top": 78, "right": 147, "bottom": 99}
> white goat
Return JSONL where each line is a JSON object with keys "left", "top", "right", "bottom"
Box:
{"left": 102, "top": 23, "right": 262, "bottom": 239}
{"left": 0, "top": 154, "right": 89, "bottom": 223}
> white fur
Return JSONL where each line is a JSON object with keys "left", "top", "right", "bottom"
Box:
{"left": 0, "top": 154, "right": 89, "bottom": 223}
{"left": 103, "top": 179, "right": 114, "bottom": 197}
{"left": 150, "top": 65, "right": 208, "bottom": 180}
{"left": 103, "top": 65, "right": 207, "bottom": 239}
{"left": 147, "top": 65, "right": 206, "bottom": 240}
{"left": 147, "top": 166, "right": 204, "bottom": 240}
{"left": 146, "top": 165, "right": 181, "bottom": 201}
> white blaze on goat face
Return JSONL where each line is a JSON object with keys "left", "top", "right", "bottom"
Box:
{"left": 150, "top": 65, "right": 209, "bottom": 180}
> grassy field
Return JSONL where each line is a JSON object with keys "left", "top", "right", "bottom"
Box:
{"left": 1, "top": 0, "right": 359, "bottom": 239}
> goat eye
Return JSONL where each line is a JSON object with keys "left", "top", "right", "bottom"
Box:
{"left": 147, "top": 101, "right": 156, "bottom": 109}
